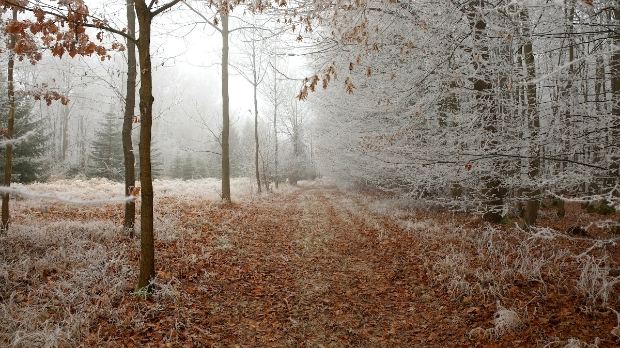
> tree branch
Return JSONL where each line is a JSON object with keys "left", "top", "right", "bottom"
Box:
{"left": 152, "top": 0, "right": 184, "bottom": 17}
{"left": 181, "top": 1, "right": 222, "bottom": 33}
{"left": 4, "top": 0, "right": 137, "bottom": 43}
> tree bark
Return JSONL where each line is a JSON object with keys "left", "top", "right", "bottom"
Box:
{"left": 123, "top": 0, "right": 137, "bottom": 237}
{"left": 611, "top": 8, "right": 620, "bottom": 160}
{"left": 61, "top": 103, "right": 69, "bottom": 162}
{"left": 253, "top": 61, "right": 261, "bottom": 193}
{"left": 557, "top": 198, "right": 566, "bottom": 218}
{"left": 521, "top": 8, "right": 540, "bottom": 227}
{"left": 1, "top": 9, "right": 17, "bottom": 233}
{"left": 221, "top": 13, "right": 231, "bottom": 202}
{"left": 466, "top": 1, "right": 502, "bottom": 223}
{"left": 273, "top": 60, "right": 279, "bottom": 189}
{"left": 254, "top": 98, "right": 261, "bottom": 192}
{"left": 262, "top": 157, "right": 269, "bottom": 191}
{"left": 78, "top": 112, "right": 87, "bottom": 172}
{"left": 610, "top": 8, "right": 620, "bottom": 233}
{"left": 291, "top": 121, "right": 299, "bottom": 185}
{"left": 552, "top": 0, "right": 576, "bottom": 219}
{"left": 135, "top": 0, "right": 155, "bottom": 290}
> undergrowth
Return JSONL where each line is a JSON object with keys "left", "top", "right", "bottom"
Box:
{"left": 366, "top": 197, "right": 620, "bottom": 345}
{"left": 2, "top": 179, "right": 620, "bottom": 346}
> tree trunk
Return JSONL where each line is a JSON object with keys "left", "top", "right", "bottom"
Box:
{"left": 253, "top": 64, "right": 261, "bottom": 193}
{"left": 135, "top": 1, "right": 155, "bottom": 291}
{"left": 521, "top": 8, "right": 540, "bottom": 227}
{"left": 221, "top": 13, "right": 231, "bottom": 202}
{"left": 564, "top": 0, "right": 575, "bottom": 175}
{"left": 595, "top": 56, "right": 604, "bottom": 112}
{"left": 611, "top": 8, "right": 620, "bottom": 233}
{"left": 290, "top": 125, "right": 299, "bottom": 186}
{"left": 611, "top": 8, "right": 620, "bottom": 163}
{"left": 1, "top": 9, "right": 17, "bottom": 234}
{"left": 466, "top": 1, "right": 502, "bottom": 223}
{"left": 557, "top": 198, "right": 566, "bottom": 218}
{"left": 441, "top": 80, "right": 461, "bottom": 199}
{"left": 61, "top": 103, "right": 69, "bottom": 162}
{"left": 550, "top": 0, "right": 575, "bottom": 220}
{"left": 262, "top": 158, "right": 269, "bottom": 191}
{"left": 123, "top": 0, "right": 137, "bottom": 237}
{"left": 79, "top": 112, "right": 87, "bottom": 173}
{"left": 273, "top": 61, "right": 279, "bottom": 189}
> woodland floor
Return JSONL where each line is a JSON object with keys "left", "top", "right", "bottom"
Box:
{"left": 2, "top": 180, "right": 620, "bottom": 347}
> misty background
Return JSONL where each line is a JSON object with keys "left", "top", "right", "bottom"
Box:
{"left": 3, "top": 2, "right": 316, "bottom": 185}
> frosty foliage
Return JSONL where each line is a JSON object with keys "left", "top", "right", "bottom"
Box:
{"left": 494, "top": 304, "right": 524, "bottom": 336}
{"left": 576, "top": 256, "right": 620, "bottom": 307}
{"left": 8, "top": 177, "right": 269, "bottom": 209}
{"left": 12, "top": 178, "right": 128, "bottom": 203}
{"left": 305, "top": 0, "right": 620, "bottom": 216}
{"left": 561, "top": 338, "right": 601, "bottom": 348}
{"left": 0, "top": 177, "right": 298, "bottom": 346}
{"left": 0, "top": 220, "right": 131, "bottom": 347}
{"left": 363, "top": 191, "right": 618, "bottom": 331}
{"left": 0, "top": 131, "right": 34, "bottom": 147}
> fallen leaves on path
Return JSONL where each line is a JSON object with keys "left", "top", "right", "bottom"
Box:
{"left": 4, "top": 182, "right": 620, "bottom": 347}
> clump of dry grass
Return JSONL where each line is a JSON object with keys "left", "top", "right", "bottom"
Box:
{"left": 361, "top": 193, "right": 620, "bottom": 316}
{"left": 576, "top": 256, "right": 620, "bottom": 308}
{"left": 493, "top": 303, "right": 523, "bottom": 336}
{"left": 561, "top": 338, "right": 601, "bottom": 348}
{"left": 0, "top": 220, "right": 134, "bottom": 347}
{"left": 466, "top": 304, "right": 524, "bottom": 340}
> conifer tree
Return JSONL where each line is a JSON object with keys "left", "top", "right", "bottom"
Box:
{"left": 88, "top": 112, "right": 124, "bottom": 181}
{"left": 194, "top": 156, "right": 208, "bottom": 178}
{"left": 180, "top": 154, "right": 196, "bottom": 180}
{"left": 171, "top": 155, "right": 183, "bottom": 179}
{"left": 171, "top": 153, "right": 207, "bottom": 180}
{"left": 0, "top": 97, "right": 48, "bottom": 183}
{"left": 133, "top": 130, "right": 163, "bottom": 180}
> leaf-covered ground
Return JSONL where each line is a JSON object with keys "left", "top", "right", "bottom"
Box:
{"left": 2, "top": 179, "right": 620, "bottom": 347}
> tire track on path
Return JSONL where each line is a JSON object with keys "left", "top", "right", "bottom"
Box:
{"left": 281, "top": 186, "right": 453, "bottom": 347}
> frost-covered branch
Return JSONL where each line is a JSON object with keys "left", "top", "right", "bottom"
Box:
{"left": 0, "top": 131, "right": 34, "bottom": 147}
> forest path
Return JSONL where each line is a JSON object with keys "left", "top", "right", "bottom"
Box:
{"left": 8, "top": 182, "right": 619, "bottom": 347}
{"left": 93, "top": 184, "right": 461, "bottom": 347}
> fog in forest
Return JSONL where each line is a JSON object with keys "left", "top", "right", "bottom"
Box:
{"left": 2, "top": 4, "right": 311, "bottom": 183}
{"left": 2, "top": 1, "right": 620, "bottom": 346}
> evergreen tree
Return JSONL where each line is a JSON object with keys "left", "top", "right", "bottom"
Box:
{"left": 88, "top": 112, "right": 124, "bottom": 181}
{"left": 194, "top": 156, "right": 208, "bottom": 178}
{"left": 0, "top": 97, "right": 49, "bottom": 183}
{"left": 204, "top": 141, "right": 222, "bottom": 179}
{"left": 171, "top": 155, "right": 183, "bottom": 179}
{"left": 133, "top": 130, "right": 163, "bottom": 180}
{"left": 180, "top": 154, "right": 196, "bottom": 180}
{"left": 229, "top": 124, "right": 246, "bottom": 177}
{"left": 170, "top": 153, "right": 207, "bottom": 180}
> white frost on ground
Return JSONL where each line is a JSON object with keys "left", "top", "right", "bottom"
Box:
{"left": 0, "top": 177, "right": 306, "bottom": 347}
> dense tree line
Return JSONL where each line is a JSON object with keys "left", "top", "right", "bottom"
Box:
{"left": 305, "top": 0, "right": 619, "bottom": 226}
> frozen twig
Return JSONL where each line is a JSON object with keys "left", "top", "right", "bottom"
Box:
{"left": 0, "top": 131, "right": 34, "bottom": 147}
{"left": 609, "top": 307, "right": 620, "bottom": 338}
